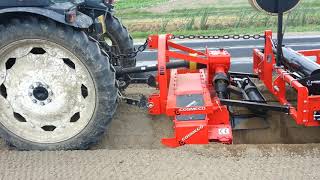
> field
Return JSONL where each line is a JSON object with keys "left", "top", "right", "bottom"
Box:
{"left": 1, "top": 85, "right": 320, "bottom": 179}
{"left": 114, "top": 0, "right": 320, "bottom": 38}
{"left": 2, "top": 2, "right": 320, "bottom": 179}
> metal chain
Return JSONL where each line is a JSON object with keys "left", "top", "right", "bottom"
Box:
{"left": 172, "top": 34, "right": 265, "bottom": 40}
{"left": 109, "top": 33, "right": 264, "bottom": 63}
{"left": 109, "top": 39, "right": 149, "bottom": 61}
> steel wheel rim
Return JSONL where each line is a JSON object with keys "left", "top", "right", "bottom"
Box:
{"left": 0, "top": 39, "right": 96, "bottom": 144}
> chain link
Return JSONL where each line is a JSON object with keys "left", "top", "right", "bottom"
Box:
{"left": 109, "top": 33, "right": 264, "bottom": 64}
{"left": 172, "top": 34, "right": 265, "bottom": 40}
{"left": 109, "top": 39, "right": 149, "bottom": 61}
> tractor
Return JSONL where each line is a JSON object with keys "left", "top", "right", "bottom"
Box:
{"left": 0, "top": 0, "right": 314, "bottom": 150}
{"left": 0, "top": 0, "right": 135, "bottom": 150}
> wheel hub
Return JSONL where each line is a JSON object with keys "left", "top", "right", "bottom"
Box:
{"left": 0, "top": 39, "right": 96, "bottom": 143}
{"left": 29, "top": 82, "right": 53, "bottom": 105}
{"left": 33, "top": 86, "right": 48, "bottom": 101}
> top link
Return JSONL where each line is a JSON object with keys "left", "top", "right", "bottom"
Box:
{"left": 172, "top": 34, "right": 265, "bottom": 40}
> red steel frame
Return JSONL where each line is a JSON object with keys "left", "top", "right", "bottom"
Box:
{"left": 253, "top": 30, "right": 320, "bottom": 126}
{"left": 145, "top": 31, "right": 320, "bottom": 148}
{"left": 147, "top": 34, "right": 232, "bottom": 147}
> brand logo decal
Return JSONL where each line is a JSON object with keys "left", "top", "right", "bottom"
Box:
{"left": 178, "top": 106, "right": 206, "bottom": 112}
{"left": 181, "top": 125, "right": 204, "bottom": 142}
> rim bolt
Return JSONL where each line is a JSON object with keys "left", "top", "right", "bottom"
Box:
{"left": 32, "top": 99, "right": 37, "bottom": 104}
{"left": 30, "top": 123, "right": 35, "bottom": 128}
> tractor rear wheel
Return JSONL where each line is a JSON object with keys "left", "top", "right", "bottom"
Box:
{"left": 104, "top": 13, "right": 136, "bottom": 68}
{"left": 0, "top": 17, "right": 118, "bottom": 150}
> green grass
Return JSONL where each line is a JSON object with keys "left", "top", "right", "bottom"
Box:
{"left": 115, "top": 0, "right": 168, "bottom": 9}
{"left": 114, "top": 0, "right": 320, "bottom": 39}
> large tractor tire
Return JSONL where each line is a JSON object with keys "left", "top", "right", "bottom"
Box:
{"left": 104, "top": 13, "right": 136, "bottom": 68}
{"left": 0, "top": 16, "right": 118, "bottom": 150}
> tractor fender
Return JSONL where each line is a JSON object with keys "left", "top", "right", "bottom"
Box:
{"left": 0, "top": 7, "right": 93, "bottom": 29}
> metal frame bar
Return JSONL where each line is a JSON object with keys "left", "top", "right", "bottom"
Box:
{"left": 253, "top": 30, "right": 320, "bottom": 126}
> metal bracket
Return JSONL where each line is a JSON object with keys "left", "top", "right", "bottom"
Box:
{"left": 120, "top": 94, "right": 148, "bottom": 108}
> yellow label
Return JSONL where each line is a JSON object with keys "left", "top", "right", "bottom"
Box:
{"left": 98, "top": 15, "right": 107, "bottom": 34}
{"left": 189, "top": 53, "right": 198, "bottom": 70}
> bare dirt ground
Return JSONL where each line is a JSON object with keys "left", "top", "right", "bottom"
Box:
{"left": 1, "top": 144, "right": 320, "bottom": 179}
{"left": 1, "top": 84, "right": 320, "bottom": 179}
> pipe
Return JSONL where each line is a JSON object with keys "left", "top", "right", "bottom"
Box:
{"left": 235, "top": 78, "right": 267, "bottom": 115}
{"left": 274, "top": 47, "right": 320, "bottom": 78}
{"left": 116, "top": 61, "right": 206, "bottom": 76}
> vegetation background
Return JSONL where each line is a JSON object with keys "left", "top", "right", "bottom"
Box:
{"left": 114, "top": 0, "right": 320, "bottom": 38}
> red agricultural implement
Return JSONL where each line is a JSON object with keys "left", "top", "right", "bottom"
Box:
{"left": 117, "top": 0, "right": 320, "bottom": 148}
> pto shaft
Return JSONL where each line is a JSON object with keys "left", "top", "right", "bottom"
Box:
{"left": 116, "top": 61, "right": 206, "bottom": 76}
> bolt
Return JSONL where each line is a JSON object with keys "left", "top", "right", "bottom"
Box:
{"left": 147, "top": 103, "right": 154, "bottom": 109}
{"left": 303, "top": 110, "right": 308, "bottom": 113}
{"left": 0, "top": 74, "right": 5, "bottom": 78}
{"left": 47, "top": 99, "right": 52, "bottom": 103}
{"left": 35, "top": 82, "right": 41, "bottom": 87}
{"left": 304, "top": 100, "right": 308, "bottom": 104}
{"left": 40, "top": 102, "right": 45, "bottom": 106}
{"left": 30, "top": 85, "right": 34, "bottom": 89}
{"left": 49, "top": 91, "right": 53, "bottom": 96}
{"left": 303, "top": 119, "right": 308, "bottom": 123}
{"left": 51, "top": 51, "right": 57, "bottom": 56}
{"left": 118, "top": 81, "right": 126, "bottom": 87}
{"left": 32, "top": 99, "right": 37, "bottom": 104}
{"left": 30, "top": 123, "right": 35, "bottom": 128}
{"left": 28, "top": 92, "right": 33, "bottom": 97}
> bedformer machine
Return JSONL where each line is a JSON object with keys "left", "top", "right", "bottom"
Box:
{"left": 117, "top": 0, "right": 320, "bottom": 147}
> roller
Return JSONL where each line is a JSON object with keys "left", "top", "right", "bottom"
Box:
{"left": 280, "top": 47, "right": 320, "bottom": 78}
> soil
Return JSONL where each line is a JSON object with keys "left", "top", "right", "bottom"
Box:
{"left": 1, "top": 84, "right": 320, "bottom": 179}
{"left": 99, "top": 84, "right": 320, "bottom": 149}
{"left": 1, "top": 144, "right": 320, "bottom": 179}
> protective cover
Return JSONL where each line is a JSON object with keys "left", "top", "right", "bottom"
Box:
{"left": 249, "top": 0, "right": 301, "bottom": 14}
{"left": 0, "top": 0, "right": 51, "bottom": 7}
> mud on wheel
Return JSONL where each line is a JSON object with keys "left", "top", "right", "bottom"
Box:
{"left": 104, "top": 13, "right": 136, "bottom": 68}
{"left": 0, "top": 16, "right": 118, "bottom": 150}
